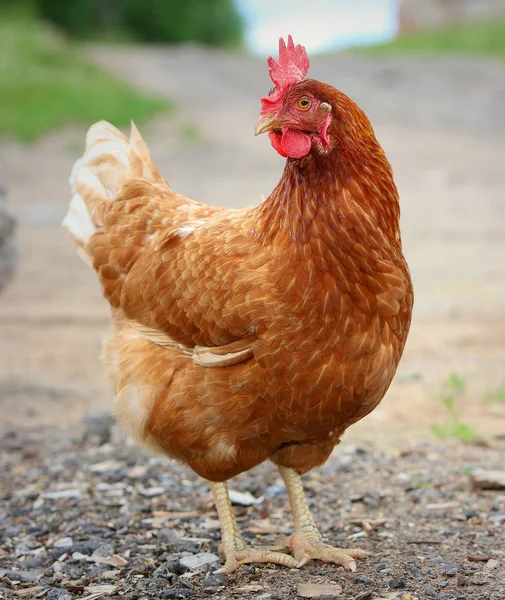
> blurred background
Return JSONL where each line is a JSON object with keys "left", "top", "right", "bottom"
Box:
{"left": 1, "top": 0, "right": 505, "bottom": 446}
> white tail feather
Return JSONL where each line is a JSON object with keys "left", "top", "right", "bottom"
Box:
{"left": 63, "top": 120, "right": 162, "bottom": 252}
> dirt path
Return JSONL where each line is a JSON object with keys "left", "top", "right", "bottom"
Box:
{"left": 0, "top": 46, "right": 505, "bottom": 444}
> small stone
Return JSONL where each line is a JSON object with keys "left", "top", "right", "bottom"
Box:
{"left": 202, "top": 573, "right": 226, "bottom": 587}
{"left": 52, "top": 562, "right": 63, "bottom": 573}
{"left": 228, "top": 490, "right": 262, "bottom": 506}
{"left": 4, "top": 569, "right": 44, "bottom": 583}
{"left": 41, "top": 489, "right": 81, "bottom": 500}
{"left": 23, "top": 557, "right": 45, "bottom": 569}
{"left": 139, "top": 486, "right": 166, "bottom": 497}
{"left": 162, "top": 589, "right": 195, "bottom": 599}
{"left": 488, "top": 514, "right": 505, "bottom": 523}
{"left": 406, "top": 562, "right": 422, "bottom": 578}
{"left": 157, "top": 528, "right": 199, "bottom": 552}
{"left": 154, "top": 557, "right": 182, "bottom": 578}
{"left": 72, "top": 538, "right": 106, "bottom": 555}
{"left": 179, "top": 552, "right": 220, "bottom": 571}
{"left": 354, "top": 575, "right": 372, "bottom": 584}
{"left": 47, "top": 588, "right": 72, "bottom": 600}
{"left": 470, "top": 470, "right": 505, "bottom": 490}
{"left": 92, "top": 543, "right": 115, "bottom": 557}
{"left": 485, "top": 559, "right": 499, "bottom": 569}
{"left": 53, "top": 537, "right": 73, "bottom": 549}
{"left": 90, "top": 459, "right": 124, "bottom": 473}
{"left": 72, "top": 552, "right": 88, "bottom": 560}
{"left": 389, "top": 577, "right": 406, "bottom": 589}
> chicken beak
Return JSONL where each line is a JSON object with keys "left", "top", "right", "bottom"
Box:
{"left": 255, "top": 113, "right": 284, "bottom": 136}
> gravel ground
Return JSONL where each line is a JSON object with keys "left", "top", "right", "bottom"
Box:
{"left": 1, "top": 418, "right": 504, "bottom": 600}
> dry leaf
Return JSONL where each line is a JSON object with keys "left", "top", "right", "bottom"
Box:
{"left": 15, "top": 587, "right": 41, "bottom": 597}
{"left": 87, "top": 554, "right": 128, "bottom": 568}
{"left": 82, "top": 584, "right": 118, "bottom": 600}
{"left": 297, "top": 583, "right": 342, "bottom": 598}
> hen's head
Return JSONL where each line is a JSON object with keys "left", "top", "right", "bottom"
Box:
{"left": 256, "top": 36, "right": 374, "bottom": 161}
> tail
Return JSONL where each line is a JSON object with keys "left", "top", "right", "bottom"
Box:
{"left": 63, "top": 120, "right": 164, "bottom": 262}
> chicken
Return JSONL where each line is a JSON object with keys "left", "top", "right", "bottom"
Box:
{"left": 63, "top": 36, "right": 413, "bottom": 574}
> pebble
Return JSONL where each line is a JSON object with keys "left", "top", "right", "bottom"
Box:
{"left": 53, "top": 537, "right": 73, "bottom": 549}
{"left": 488, "top": 514, "right": 505, "bottom": 523}
{"left": 228, "top": 490, "right": 262, "bottom": 506}
{"left": 139, "top": 486, "right": 167, "bottom": 497}
{"left": 202, "top": 573, "right": 227, "bottom": 587}
{"left": 162, "top": 589, "right": 195, "bottom": 598}
{"left": 179, "top": 552, "right": 220, "bottom": 571}
{"left": 3, "top": 569, "right": 45, "bottom": 583}
{"left": 47, "top": 588, "right": 72, "bottom": 600}
{"left": 354, "top": 575, "right": 372, "bottom": 584}
{"left": 389, "top": 577, "right": 406, "bottom": 589}
{"left": 41, "top": 489, "right": 81, "bottom": 499}
{"left": 92, "top": 543, "right": 115, "bottom": 557}
{"left": 157, "top": 528, "right": 200, "bottom": 552}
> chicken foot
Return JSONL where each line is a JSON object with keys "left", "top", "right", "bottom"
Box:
{"left": 210, "top": 480, "right": 299, "bottom": 574}
{"left": 279, "top": 466, "right": 368, "bottom": 571}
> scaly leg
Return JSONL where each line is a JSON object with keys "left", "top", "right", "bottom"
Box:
{"left": 210, "top": 480, "right": 299, "bottom": 574}
{"left": 279, "top": 466, "right": 368, "bottom": 571}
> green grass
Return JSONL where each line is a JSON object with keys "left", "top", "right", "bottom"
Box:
{"left": 0, "top": 4, "right": 170, "bottom": 142}
{"left": 359, "top": 19, "right": 505, "bottom": 61}
{"left": 430, "top": 373, "right": 480, "bottom": 444}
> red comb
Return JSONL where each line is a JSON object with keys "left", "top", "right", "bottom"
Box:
{"left": 261, "top": 35, "right": 310, "bottom": 113}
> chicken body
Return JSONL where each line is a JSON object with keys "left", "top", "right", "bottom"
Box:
{"left": 64, "top": 54, "right": 412, "bottom": 573}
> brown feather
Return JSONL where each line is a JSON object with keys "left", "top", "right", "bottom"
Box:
{"left": 68, "top": 82, "right": 413, "bottom": 482}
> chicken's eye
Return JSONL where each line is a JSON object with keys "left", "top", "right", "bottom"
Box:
{"left": 297, "top": 97, "right": 311, "bottom": 110}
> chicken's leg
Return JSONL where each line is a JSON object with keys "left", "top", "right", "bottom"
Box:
{"left": 210, "top": 480, "right": 298, "bottom": 574}
{"left": 279, "top": 466, "right": 368, "bottom": 571}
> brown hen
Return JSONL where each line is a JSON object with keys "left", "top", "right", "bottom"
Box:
{"left": 63, "top": 36, "right": 413, "bottom": 573}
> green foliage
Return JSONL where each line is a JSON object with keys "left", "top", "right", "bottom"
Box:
{"left": 359, "top": 19, "right": 505, "bottom": 61}
{"left": 430, "top": 373, "right": 480, "bottom": 443}
{"left": 0, "top": 4, "right": 169, "bottom": 141}
{"left": 35, "top": 0, "right": 244, "bottom": 47}
{"left": 444, "top": 372, "right": 466, "bottom": 395}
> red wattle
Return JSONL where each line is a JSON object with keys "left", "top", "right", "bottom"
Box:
{"left": 269, "top": 128, "right": 312, "bottom": 159}
{"left": 268, "top": 131, "right": 287, "bottom": 157}
{"left": 281, "top": 129, "right": 311, "bottom": 158}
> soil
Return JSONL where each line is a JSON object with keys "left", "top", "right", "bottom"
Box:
{"left": 0, "top": 45, "right": 504, "bottom": 599}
